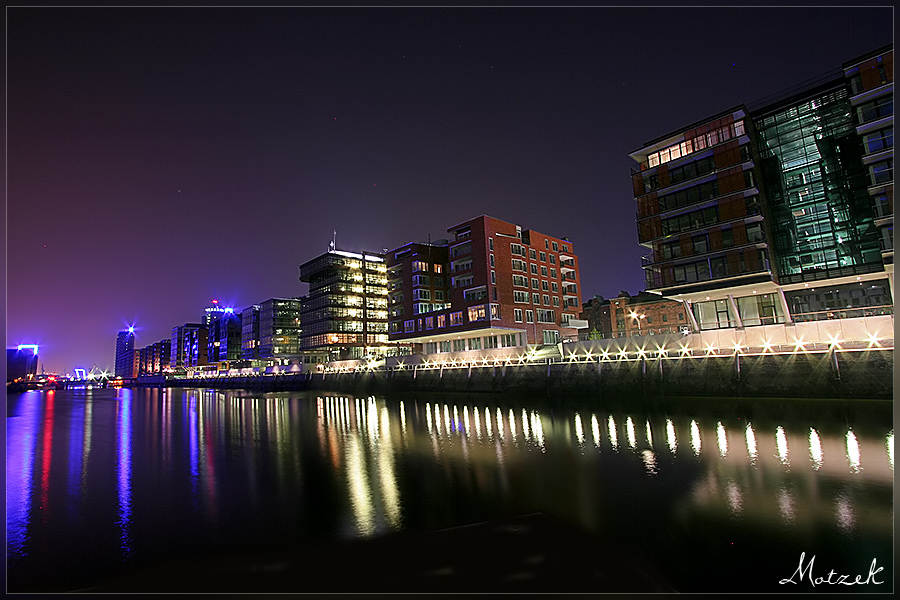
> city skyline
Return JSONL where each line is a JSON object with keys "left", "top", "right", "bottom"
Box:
{"left": 7, "top": 6, "right": 892, "bottom": 373}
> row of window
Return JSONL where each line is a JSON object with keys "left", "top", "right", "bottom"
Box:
{"left": 395, "top": 303, "right": 502, "bottom": 334}
{"left": 646, "top": 120, "right": 746, "bottom": 169}
{"left": 423, "top": 333, "right": 521, "bottom": 355}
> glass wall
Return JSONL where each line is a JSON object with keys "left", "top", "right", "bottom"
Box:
{"left": 754, "top": 86, "right": 882, "bottom": 282}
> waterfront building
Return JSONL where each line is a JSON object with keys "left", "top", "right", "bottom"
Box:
{"left": 580, "top": 292, "right": 687, "bottom": 339}
{"left": 170, "top": 323, "right": 204, "bottom": 370}
{"left": 843, "top": 46, "right": 893, "bottom": 282}
{"left": 240, "top": 304, "right": 261, "bottom": 360}
{"left": 206, "top": 306, "right": 242, "bottom": 365}
{"left": 114, "top": 328, "right": 136, "bottom": 378}
{"left": 138, "top": 339, "right": 171, "bottom": 375}
{"left": 6, "top": 346, "right": 38, "bottom": 382}
{"left": 630, "top": 45, "right": 893, "bottom": 332}
{"left": 299, "top": 249, "right": 396, "bottom": 361}
{"left": 386, "top": 215, "right": 584, "bottom": 355}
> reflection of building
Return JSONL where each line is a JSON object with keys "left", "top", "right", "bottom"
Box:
{"left": 7, "top": 346, "right": 39, "bottom": 382}
{"left": 299, "top": 249, "right": 395, "bottom": 361}
{"left": 114, "top": 329, "right": 137, "bottom": 378}
{"left": 630, "top": 45, "right": 893, "bottom": 332}
{"left": 581, "top": 291, "right": 688, "bottom": 339}
{"left": 387, "top": 215, "right": 584, "bottom": 355}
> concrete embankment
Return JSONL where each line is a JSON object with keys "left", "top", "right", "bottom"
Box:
{"left": 137, "top": 348, "right": 893, "bottom": 401}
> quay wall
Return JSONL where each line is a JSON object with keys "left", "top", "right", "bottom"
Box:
{"left": 136, "top": 348, "right": 894, "bottom": 401}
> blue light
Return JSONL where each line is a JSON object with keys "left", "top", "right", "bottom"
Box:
{"left": 17, "top": 344, "right": 38, "bottom": 354}
{"left": 224, "top": 307, "right": 234, "bottom": 313}
{"left": 128, "top": 327, "right": 134, "bottom": 333}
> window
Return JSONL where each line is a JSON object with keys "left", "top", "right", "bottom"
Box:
{"left": 491, "top": 271, "right": 496, "bottom": 284}
{"left": 544, "top": 240, "right": 549, "bottom": 249}
{"left": 673, "top": 260, "right": 710, "bottom": 283}
{"left": 513, "top": 274, "right": 528, "bottom": 287}
{"left": 540, "top": 266, "right": 548, "bottom": 276}
{"left": 692, "top": 235, "right": 709, "bottom": 254}
{"left": 864, "top": 128, "right": 893, "bottom": 154}
{"left": 449, "top": 312, "right": 463, "bottom": 326}
{"left": 662, "top": 240, "right": 682, "bottom": 259}
{"left": 552, "top": 296, "right": 560, "bottom": 307}
{"left": 425, "top": 316, "right": 434, "bottom": 330}
{"left": 526, "top": 310, "right": 534, "bottom": 323}
{"left": 452, "top": 339, "right": 466, "bottom": 352}
{"left": 514, "top": 308, "right": 523, "bottom": 322}
{"left": 464, "top": 287, "right": 487, "bottom": 301}
{"left": 404, "top": 320, "right": 415, "bottom": 333}
{"left": 490, "top": 304, "right": 500, "bottom": 319}
{"left": 440, "top": 340, "right": 451, "bottom": 352}
{"left": 434, "top": 264, "right": 442, "bottom": 273}
{"left": 489, "top": 238, "right": 494, "bottom": 250}
{"left": 721, "top": 227, "right": 734, "bottom": 248}
{"left": 490, "top": 254, "right": 495, "bottom": 267}
{"left": 469, "top": 337, "right": 482, "bottom": 350}
{"left": 468, "top": 305, "right": 487, "bottom": 322}
{"left": 870, "top": 160, "right": 893, "bottom": 185}
{"left": 532, "top": 278, "right": 540, "bottom": 289}
{"left": 511, "top": 243, "right": 526, "bottom": 256}
{"left": 413, "top": 288, "right": 431, "bottom": 300}
{"left": 502, "top": 333, "right": 518, "bottom": 348}
{"left": 484, "top": 336, "right": 498, "bottom": 349}
{"left": 514, "top": 290, "right": 529, "bottom": 303}
{"left": 412, "top": 260, "right": 428, "bottom": 272}
{"left": 549, "top": 255, "right": 556, "bottom": 265}
{"left": 530, "top": 249, "right": 537, "bottom": 259}
{"left": 418, "top": 318, "right": 423, "bottom": 331}
{"left": 437, "top": 314, "right": 446, "bottom": 328}
{"left": 541, "top": 280, "right": 549, "bottom": 291}
{"left": 537, "top": 309, "right": 555, "bottom": 323}
{"left": 512, "top": 259, "right": 527, "bottom": 271}
{"left": 552, "top": 282, "right": 558, "bottom": 292}
{"left": 532, "top": 293, "right": 541, "bottom": 304}
{"left": 434, "top": 290, "right": 445, "bottom": 301}
{"left": 746, "top": 223, "right": 764, "bottom": 243}
{"left": 530, "top": 264, "right": 538, "bottom": 274}
{"left": 552, "top": 241, "right": 559, "bottom": 251}
{"left": 412, "top": 274, "right": 430, "bottom": 286}
{"left": 543, "top": 294, "right": 550, "bottom": 305}
{"left": 539, "top": 252, "right": 547, "bottom": 262}
{"left": 550, "top": 268, "right": 556, "bottom": 278}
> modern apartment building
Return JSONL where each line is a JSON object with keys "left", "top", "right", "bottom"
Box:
{"left": 299, "top": 249, "right": 394, "bottom": 361}
{"left": 387, "top": 215, "right": 583, "bottom": 354}
{"left": 630, "top": 45, "right": 893, "bottom": 331}
{"left": 170, "top": 323, "right": 204, "bottom": 369}
{"left": 207, "top": 307, "right": 242, "bottom": 364}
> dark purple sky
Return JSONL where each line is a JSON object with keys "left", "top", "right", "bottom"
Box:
{"left": 6, "top": 6, "right": 892, "bottom": 374}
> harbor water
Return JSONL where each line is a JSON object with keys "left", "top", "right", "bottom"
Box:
{"left": 6, "top": 387, "right": 893, "bottom": 593}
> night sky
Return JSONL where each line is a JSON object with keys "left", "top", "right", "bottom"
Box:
{"left": 6, "top": 6, "right": 892, "bottom": 374}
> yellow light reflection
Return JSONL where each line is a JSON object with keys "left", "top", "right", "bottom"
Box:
{"left": 777, "top": 487, "right": 795, "bottom": 524}
{"left": 717, "top": 421, "right": 727, "bottom": 458}
{"left": 608, "top": 416, "right": 618, "bottom": 450}
{"left": 775, "top": 426, "right": 789, "bottom": 466}
{"left": 485, "top": 408, "right": 493, "bottom": 438}
{"left": 463, "top": 406, "right": 470, "bottom": 436}
{"left": 666, "top": 419, "right": 677, "bottom": 454}
{"left": 645, "top": 420, "right": 653, "bottom": 448}
{"left": 887, "top": 430, "right": 894, "bottom": 471}
{"left": 726, "top": 479, "right": 742, "bottom": 516}
{"left": 591, "top": 414, "right": 601, "bottom": 448}
{"left": 574, "top": 413, "right": 584, "bottom": 445}
{"left": 690, "top": 420, "right": 701, "bottom": 456}
{"left": 846, "top": 429, "right": 861, "bottom": 473}
{"left": 522, "top": 409, "right": 530, "bottom": 440}
{"left": 532, "top": 412, "right": 545, "bottom": 450}
{"left": 508, "top": 409, "right": 517, "bottom": 441}
{"left": 474, "top": 407, "right": 482, "bottom": 440}
{"left": 745, "top": 423, "right": 758, "bottom": 464}
{"left": 425, "top": 403, "right": 433, "bottom": 433}
{"left": 626, "top": 416, "right": 637, "bottom": 450}
{"left": 443, "top": 405, "right": 450, "bottom": 437}
{"left": 809, "top": 428, "right": 823, "bottom": 470}
{"left": 345, "top": 435, "right": 375, "bottom": 536}
{"left": 496, "top": 407, "right": 504, "bottom": 441}
{"left": 641, "top": 450, "right": 658, "bottom": 475}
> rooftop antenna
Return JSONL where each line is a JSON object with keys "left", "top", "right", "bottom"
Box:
{"left": 330, "top": 230, "right": 336, "bottom": 252}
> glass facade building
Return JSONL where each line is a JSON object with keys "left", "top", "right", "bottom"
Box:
{"left": 629, "top": 45, "right": 893, "bottom": 331}
{"left": 258, "top": 298, "right": 303, "bottom": 358}
{"left": 299, "top": 250, "right": 393, "bottom": 361}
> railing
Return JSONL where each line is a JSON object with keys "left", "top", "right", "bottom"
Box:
{"left": 791, "top": 305, "right": 893, "bottom": 323}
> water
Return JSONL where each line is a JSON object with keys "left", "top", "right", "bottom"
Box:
{"left": 6, "top": 387, "right": 893, "bottom": 593}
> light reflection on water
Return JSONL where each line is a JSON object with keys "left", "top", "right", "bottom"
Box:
{"left": 5, "top": 388, "right": 894, "bottom": 593}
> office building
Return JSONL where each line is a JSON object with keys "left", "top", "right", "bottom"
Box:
{"left": 7, "top": 346, "right": 39, "bottom": 382}
{"left": 629, "top": 45, "right": 893, "bottom": 331}
{"left": 387, "top": 215, "right": 583, "bottom": 354}
{"left": 299, "top": 249, "right": 394, "bottom": 361}
{"left": 114, "top": 328, "right": 136, "bottom": 378}
{"left": 170, "top": 323, "right": 204, "bottom": 370}
{"left": 241, "top": 304, "right": 261, "bottom": 360}
{"left": 207, "top": 306, "right": 242, "bottom": 364}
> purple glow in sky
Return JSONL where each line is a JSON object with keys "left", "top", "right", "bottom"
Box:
{"left": 6, "top": 6, "right": 892, "bottom": 373}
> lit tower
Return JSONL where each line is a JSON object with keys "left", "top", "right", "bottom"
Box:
{"left": 114, "top": 327, "right": 136, "bottom": 378}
